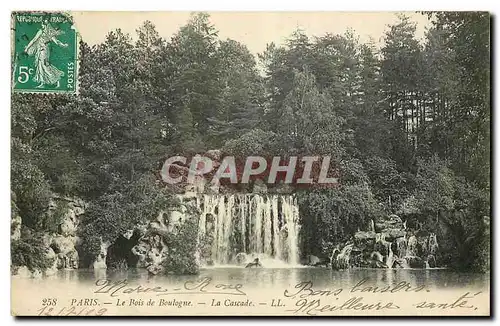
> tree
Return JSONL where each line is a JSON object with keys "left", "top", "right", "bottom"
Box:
{"left": 164, "top": 12, "right": 222, "bottom": 144}
{"left": 207, "top": 39, "right": 265, "bottom": 144}
{"left": 351, "top": 41, "right": 391, "bottom": 159}
{"left": 427, "top": 12, "right": 490, "bottom": 188}
{"left": 380, "top": 14, "right": 424, "bottom": 169}
{"left": 276, "top": 69, "right": 344, "bottom": 157}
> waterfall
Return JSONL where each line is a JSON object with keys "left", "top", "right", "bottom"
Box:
{"left": 428, "top": 233, "right": 438, "bottom": 255}
{"left": 282, "top": 196, "right": 300, "bottom": 265}
{"left": 377, "top": 233, "right": 394, "bottom": 268}
{"left": 332, "top": 214, "right": 441, "bottom": 269}
{"left": 333, "top": 244, "right": 353, "bottom": 269}
{"left": 386, "top": 244, "right": 394, "bottom": 269}
{"left": 198, "top": 194, "right": 300, "bottom": 266}
{"left": 272, "top": 197, "right": 281, "bottom": 260}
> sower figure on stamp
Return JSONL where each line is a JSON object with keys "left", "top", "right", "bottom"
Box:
{"left": 24, "top": 19, "right": 68, "bottom": 89}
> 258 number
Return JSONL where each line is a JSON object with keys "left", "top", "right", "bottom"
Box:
{"left": 42, "top": 298, "right": 58, "bottom": 306}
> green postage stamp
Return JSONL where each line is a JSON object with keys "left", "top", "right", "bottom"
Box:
{"left": 12, "top": 12, "right": 78, "bottom": 94}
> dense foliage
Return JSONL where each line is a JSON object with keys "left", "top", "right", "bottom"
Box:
{"left": 11, "top": 228, "right": 54, "bottom": 272}
{"left": 162, "top": 217, "right": 201, "bottom": 275}
{"left": 11, "top": 12, "right": 490, "bottom": 272}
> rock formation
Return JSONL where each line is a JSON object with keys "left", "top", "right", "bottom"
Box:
{"left": 92, "top": 240, "right": 110, "bottom": 270}
{"left": 11, "top": 215, "right": 22, "bottom": 241}
{"left": 11, "top": 196, "right": 86, "bottom": 277}
{"left": 47, "top": 197, "right": 85, "bottom": 270}
{"left": 331, "top": 214, "right": 440, "bottom": 269}
{"left": 130, "top": 195, "right": 201, "bottom": 275}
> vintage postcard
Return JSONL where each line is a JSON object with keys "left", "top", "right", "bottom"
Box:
{"left": 10, "top": 11, "right": 490, "bottom": 316}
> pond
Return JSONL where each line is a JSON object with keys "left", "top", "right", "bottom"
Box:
{"left": 12, "top": 267, "right": 490, "bottom": 316}
{"left": 13, "top": 266, "right": 490, "bottom": 292}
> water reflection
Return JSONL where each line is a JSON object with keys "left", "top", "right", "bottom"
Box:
{"left": 31, "top": 267, "right": 489, "bottom": 291}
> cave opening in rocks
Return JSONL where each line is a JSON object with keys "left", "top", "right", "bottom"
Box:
{"left": 106, "top": 229, "right": 142, "bottom": 269}
{"left": 50, "top": 243, "right": 60, "bottom": 254}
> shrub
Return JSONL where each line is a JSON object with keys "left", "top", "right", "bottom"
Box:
{"left": 163, "top": 217, "right": 201, "bottom": 275}
{"left": 11, "top": 231, "right": 54, "bottom": 272}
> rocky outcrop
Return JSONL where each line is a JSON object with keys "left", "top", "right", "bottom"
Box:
{"left": 306, "top": 255, "right": 329, "bottom": 267}
{"left": 12, "top": 196, "right": 85, "bottom": 277}
{"left": 331, "top": 215, "right": 440, "bottom": 270}
{"left": 45, "top": 247, "right": 58, "bottom": 276}
{"left": 45, "top": 197, "right": 85, "bottom": 270}
{"left": 50, "top": 235, "right": 79, "bottom": 269}
{"left": 133, "top": 233, "right": 168, "bottom": 275}
{"left": 11, "top": 214, "right": 22, "bottom": 241}
{"left": 252, "top": 179, "right": 268, "bottom": 194}
{"left": 48, "top": 196, "right": 85, "bottom": 236}
{"left": 130, "top": 195, "right": 202, "bottom": 275}
{"left": 92, "top": 240, "right": 110, "bottom": 270}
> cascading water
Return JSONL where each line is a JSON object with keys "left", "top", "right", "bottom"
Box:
{"left": 386, "top": 244, "right": 394, "bottom": 269}
{"left": 378, "top": 234, "right": 394, "bottom": 268}
{"left": 331, "top": 214, "right": 440, "bottom": 269}
{"left": 333, "top": 244, "right": 353, "bottom": 269}
{"left": 198, "top": 194, "right": 300, "bottom": 266}
{"left": 369, "top": 219, "right": 375, "bottom": 232}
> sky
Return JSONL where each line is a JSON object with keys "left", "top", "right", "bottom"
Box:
{"left": 72, "top": 11, "right": 432, "bottom": 54}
